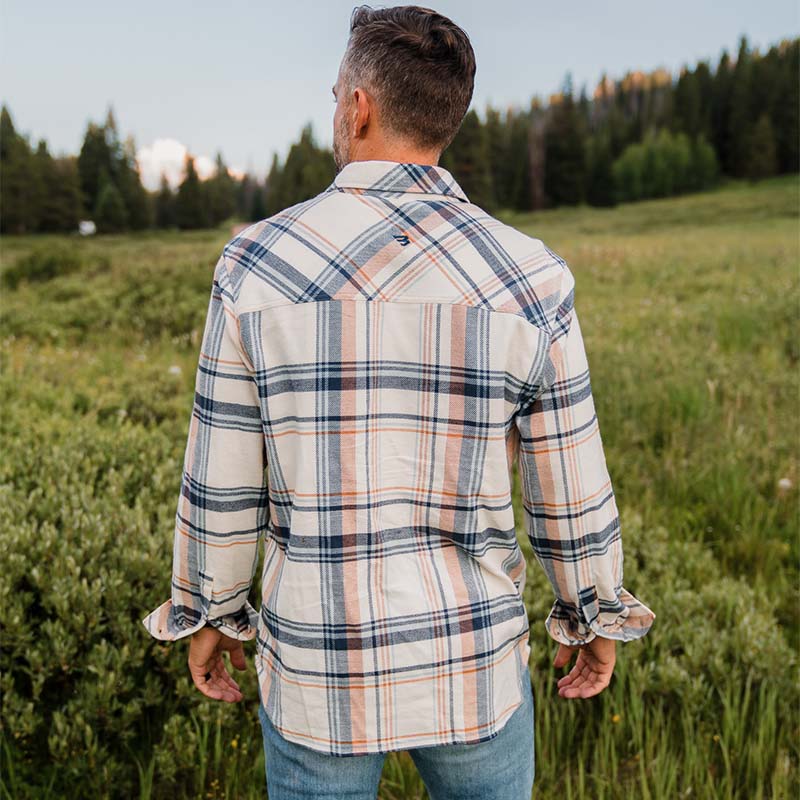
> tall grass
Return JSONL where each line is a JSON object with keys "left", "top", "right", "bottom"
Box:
{"left": 0, "top": 174, "right": 797, "bottom": 798}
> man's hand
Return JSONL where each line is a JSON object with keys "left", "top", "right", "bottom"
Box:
{"left": 187, "top": 625, "right": 247, "bottom": 702}
{"left": 553, "top": 635, "right": 616, "bottom": 699}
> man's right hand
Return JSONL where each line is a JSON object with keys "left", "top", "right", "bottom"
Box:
{"left": 553, "top": 636, "right": 617, "bottom": 699}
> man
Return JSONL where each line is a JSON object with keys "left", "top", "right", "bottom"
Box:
{"left": 142, "top": 5, "right": 655, "bottom": 799}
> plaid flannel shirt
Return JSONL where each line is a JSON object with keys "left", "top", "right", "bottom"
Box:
{"left": 142, "top": 159, "right": 655, "bottom": 756}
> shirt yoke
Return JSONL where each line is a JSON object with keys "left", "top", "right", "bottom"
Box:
{"left": 220, "top": 189, "right": 572, "bottom": 341}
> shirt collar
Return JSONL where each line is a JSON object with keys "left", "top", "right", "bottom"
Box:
{"left": 326, "top": 159, "right": 470, "bottom": 203}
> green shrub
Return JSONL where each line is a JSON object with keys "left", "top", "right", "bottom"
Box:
{"left": 2, "top": 247, "right": 84, "bottom": 290}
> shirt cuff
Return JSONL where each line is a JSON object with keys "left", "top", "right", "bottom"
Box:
{"left": 544, "top": 585, "right": 656, "bottom": 646}
{"left": 141, "top": 586, "right": 259, "bottom": 642}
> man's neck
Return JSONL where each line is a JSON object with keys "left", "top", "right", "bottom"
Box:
{"left": 349, "top": 142, "right": 441, "bottom": 167}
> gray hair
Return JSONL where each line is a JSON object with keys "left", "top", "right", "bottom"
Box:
{"left": 340, "top": 5, "right": 476, "bottom": 152}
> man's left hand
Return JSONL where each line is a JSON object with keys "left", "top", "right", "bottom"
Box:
{"left": 187, "top": 625, "right": 246, "bottom": 702}
{"left": 553, "top": 635, "right": 616, "bottom": 699}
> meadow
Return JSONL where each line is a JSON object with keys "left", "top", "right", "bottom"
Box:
{"left": 0, "top": 174, "right": 797, "bottom": 799}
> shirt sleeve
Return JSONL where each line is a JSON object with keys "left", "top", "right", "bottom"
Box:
{"left": 513, "top": 263, "right": 655, "bottom": 647}
{"left": 141, "top": 250, "right": 268, "bottom": 642}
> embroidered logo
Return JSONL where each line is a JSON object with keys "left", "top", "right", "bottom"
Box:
{"left": 393, "top": 234, "right": 410, "bottom": 246}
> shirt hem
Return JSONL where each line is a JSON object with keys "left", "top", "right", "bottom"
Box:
{"left": 254, "top": 632, "right": 532, "bottom": 758}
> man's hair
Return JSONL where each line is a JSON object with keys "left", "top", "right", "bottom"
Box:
{"left": 341, "top": 5, "right": 476, "bottom": 152}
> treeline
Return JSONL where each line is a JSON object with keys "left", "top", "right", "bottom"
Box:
{"left": 0, "top": 34, "right": 796, "bottom": 235}
{"left": 441, "top": 34, "right": 797, "bottom": 211}
{"left": 0, "top": 106, "right": 246, "bottom": 235}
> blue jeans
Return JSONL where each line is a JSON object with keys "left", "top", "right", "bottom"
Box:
{"left": 257, "top": 679, "right": 535, "bottom": 800}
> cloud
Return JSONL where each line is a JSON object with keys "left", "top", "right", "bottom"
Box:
{"left": 135, "top": 138, "right": 245, "bottom": 191}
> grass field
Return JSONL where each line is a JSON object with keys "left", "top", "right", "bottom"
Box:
{"left": 1, "top": 174, "right": 798, "bottom": 799}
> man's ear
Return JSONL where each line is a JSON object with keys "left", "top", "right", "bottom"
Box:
{"left": 353, "top": 89, "right": 372, "bottom": 137}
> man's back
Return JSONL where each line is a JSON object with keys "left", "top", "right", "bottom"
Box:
{"left": 232, "top": 158, "right": 553, "bottom": 755}
{"left": 143, "top": 158, "right": 655, "bottom": 756}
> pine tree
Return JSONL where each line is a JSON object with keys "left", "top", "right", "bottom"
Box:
{"left": 743, "top": 112, "right": 778, "bottom": 180}
{"left": 727, "top": 35, "right": 756, "bottom": 178}
{"left": 250, "top": 180, "right": 267, "bottom": 221}
{"left": 94, "top": 168, "right": 129, "bottom": 232}
{"left": 236, "top": 173, "right": 258, "bottom": 221}
{"left": 483, "top": 105, "right": 509, "bottom": 210}
{"left": 674, "top": 66, "right": 703, "bottom": 137}
{"left": 505, "top": 111, "right": 534, "bottom": 211}
{"left": 277, "top": 124, "right": 336, "bottom": 210}
{"left": 769, "top": 39, "right": 800, "bottom": 173}
{"left": 263, "top": 154, "right": 283, "bottom": 217}
{"left": 175, "top": 154, "right": 208, "bottom": 229}
{"left": 440, "top": 109, "right": 493, "bottom": 210}
{"left": 77, "top": 122, "right": 112, "bottom": 216}
{"left": 0, "top": 105, "right": 40, "bottom": 233}
{"left": 585, "top": 134, "right": 616, "bottom": 206}
{"left": 206, "top": 151, "right": 237, "bottom": 225}
{"left": 528, "top": 104, "right": 548, "bottom": 211}
{"left": 155, "top": 173, "right": 176, "bottom": 228}
{"left": 33, "top": 141, "right": 84, "bottom": 232}
{"left": 689, "top": 134, "right": 720, "bottom": 190}
{"left": 710, "top": 50, "right": 735, "bottom": 174}
{"left": 117, "top": 135, "right": 151, "bottom": 230}
{"left": 544, "top": 73, "right": 587, "bottom": 207}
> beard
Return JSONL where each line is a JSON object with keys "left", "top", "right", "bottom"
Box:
{"left": 332, "top": 109, "right": 351, "bottom": 173}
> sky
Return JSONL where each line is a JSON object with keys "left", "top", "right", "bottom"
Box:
{"left": 1, "top": 1, "right": 797, "bottom": 190}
